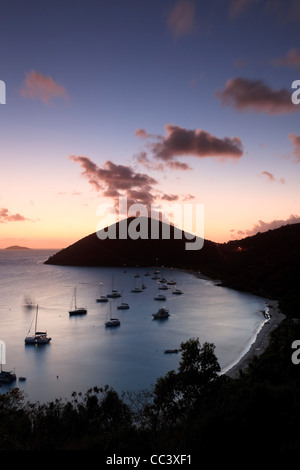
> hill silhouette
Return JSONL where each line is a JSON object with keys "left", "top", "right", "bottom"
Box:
{"left": 45, "top": 216, "right": 220, "bottom": 270}
{"left": 45, "top": 218, "right": 300, "bottom": 316}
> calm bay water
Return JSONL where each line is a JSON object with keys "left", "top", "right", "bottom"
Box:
{"left": 0, "top": 249, "right": 267, "bottom": 403}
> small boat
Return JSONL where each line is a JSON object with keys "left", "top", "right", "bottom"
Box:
{"left": 105, "top": 302, "right": 120, "bottom": 327}
{"left": 107, "top": 290, "right": 121, "bottom": 298}
{"left": 131, "top": 287, "right": 142, "bottom": 293}
{"left": 154, "top": 294, "right": 166, "bottom": 301}
{"left": 152, "top": 307, "right": 170, "bottom": 319}
{"left": 96, "top": 295, "right": 109, "bottom": 303}
{"left": 167, "top": 278, "right": 176, "bottom": 285}
{"left": 69, "top": 287, "right": 87, "bottom": 315}
{"left": 105, "top": 318, "right": 121, "bottom": 326}
{"left": 18, "top": 376, "right": 26, "bottom": 381}
{"left": 25, "top": 305, "right": 51, "bottom": 344}
{"left": 164, "top": 349, "right": 179, "bottom": 354}
{"left": 172, "top": 288, "right": 183, "bottom": 295}
{"left": 117, "top": 302, "right": 130, "bottom": 310}
{"left": 159, "top": 284, "right": 168, "bottom": 290}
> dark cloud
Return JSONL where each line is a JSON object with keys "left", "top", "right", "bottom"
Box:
{"left": 0, "top": 208, "right": 28, "bottom": 223}
{"left": 135, "top": 124, "right": 243, "bottom": 165}
{"left": 161, "top": 194, "right": 179, "bottom": 202}
{"left": 69, "top": 155, "right": 158, "bottom": 209}
{"left": 216, "top": 77, "right": 298, "bottom": 114}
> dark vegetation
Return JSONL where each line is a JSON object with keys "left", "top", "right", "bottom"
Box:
{"left": 1, "top": 221, "right": 299, "bottom": 451}
{"left": 1, "top": 324, "right": 300, "bottom": 452}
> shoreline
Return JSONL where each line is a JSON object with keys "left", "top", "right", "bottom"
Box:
{"left": 187, "top": 269, "right": 285, "bottom": 379}
{"left": 224, "top": 299, "right": 285, "bottom": 378}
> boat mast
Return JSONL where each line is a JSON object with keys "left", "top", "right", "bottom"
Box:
{"left": 34, "top": 305, "right": 38, "bottom": 335}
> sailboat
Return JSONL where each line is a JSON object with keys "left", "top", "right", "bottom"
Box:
{"left": 106, "top": 274, "right": 121, "bottom": 298}
{"left": 69, "top": 287, "right": 87, "bottom": 315}
{"left": 96, "top": 282, "right": 108, "bottom": 303}
{"left": 117, "top": 290, "right": 130, "bottom": 309}
{"left": 25, "top": 305, "right": 51, "bottom": 344}
{"left": 105, "top": 301, "right": 121, "bottom": 327}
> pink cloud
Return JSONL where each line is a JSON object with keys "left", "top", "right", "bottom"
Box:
{"left": 273, "top": 48, "right": 300, "bottom": 69}
{"left": 69, "top": 155, "right": 158, "bottom": 210}
{"left": 167, "top": 0, "right": 196, "bottom": 38}
{"left": 21, "top": 70, "right": 68, "bottom": 104}
{"left": 0, "top": 208, "right": 28, "bottom": 223}
{"left": 260, "top": 171, "right": 285, "bottom": 184}
{"left": 289, "top": 133, "right": 300, "bottom": 162}
{"left": 216, "top": 77, "right": 298, "bottom": 114}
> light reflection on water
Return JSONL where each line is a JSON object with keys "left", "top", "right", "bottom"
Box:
{"left": 0, "top": 250, "right": 267, "bottom": 403}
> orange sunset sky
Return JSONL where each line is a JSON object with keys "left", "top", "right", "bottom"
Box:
{"left": 1, "top": 0, "right": 300, "bottom": 249}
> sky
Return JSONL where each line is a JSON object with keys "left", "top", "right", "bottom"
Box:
{"left": 0, "top": 0, "right": 300, "bottom": 249}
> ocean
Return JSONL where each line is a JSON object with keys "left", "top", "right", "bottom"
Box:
{"left": 0, "top": 249, "right": 267, "bottom": 403}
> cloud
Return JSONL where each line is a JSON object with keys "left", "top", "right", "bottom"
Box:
{"left": 229, "top": 0, "right": 259, "bottom": 18}
{"left": 135, "top": 124, "right": 243, "bottom": 165}
{"left": 216, "top": 77, "right": 298, "bottom": 114}
{"left": 20, "top": 70, "right": 68, "bottom": 104}
{"left": 135, "top": 150, "right": 192, "bottom": 171}
{"left": 273, "top": 48, "right": 300, "bottom": 69}
{"left": 69, "top": 155, "right": 158, "bottom": 209}
{"left": 167, "top": 0, "right": 196, "bottom": 38}
{"left": 260, "top": 171, "right": 285, "bottom": 184}
{"left": 288, "top": 133, "right": 300, "bottom": 162}
{"left": 0, "top": 208, "right": 28, "bottom": 223}
{"left": 161, "top": 193, "right": 179, "bottom": 202}
{"left": 231, "top": 214, "right": 300, "bottom": 238}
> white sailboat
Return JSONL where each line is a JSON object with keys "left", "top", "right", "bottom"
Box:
{"left": 96, "top": 282, "right": 108, "bottom": 303}
{"left": 69, "top": 287, "right": 87, "bottom": 315}
{"left": 117, "top": 290, "right": 130, "bottom": 309}
{"left": 105, "top": 301, "right": 121, "bottom": 327}
{"left": 106, "top": 274, "right": 121, "bottom": 298}
{"left": 131, "top": 277, "right": 142, "bottom": 293}
{"left": 25, "top": 305, "right": 51, "bottom": 344}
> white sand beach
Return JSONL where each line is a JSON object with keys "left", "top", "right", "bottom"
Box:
{"left": 225, "top": 300, "right": 285, "bottom": 378}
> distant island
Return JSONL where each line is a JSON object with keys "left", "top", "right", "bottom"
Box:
{"left": 4, "top": 245, "right": 31, "bottom": 250}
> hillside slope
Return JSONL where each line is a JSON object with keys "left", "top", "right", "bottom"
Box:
{"left": 45, "top": 219, "right": 300, "bottom": 316}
